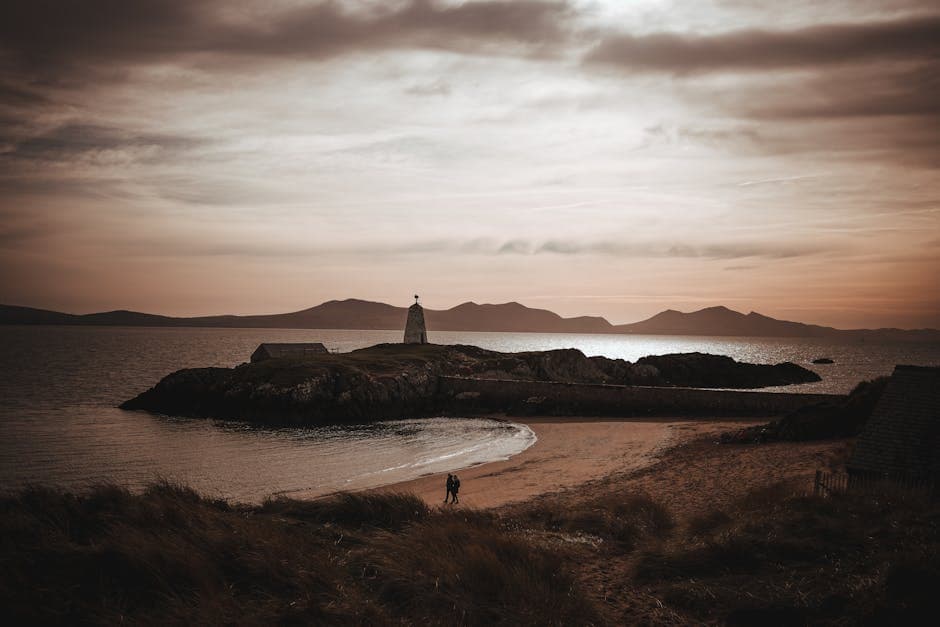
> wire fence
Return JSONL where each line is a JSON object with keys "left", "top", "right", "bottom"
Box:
{"left": 813, "top": 470, "right": 936, "bottom": 498}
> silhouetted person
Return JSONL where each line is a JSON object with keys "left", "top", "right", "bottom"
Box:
{"left": 451, "top": 474, "right": 460, "bottom": 504}
{"left": 444, "top": 473, "right": 454, "bottom": 504}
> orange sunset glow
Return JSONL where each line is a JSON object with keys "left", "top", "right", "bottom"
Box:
{"left": 1, "top": 0, "right": 938, "bottom": 328}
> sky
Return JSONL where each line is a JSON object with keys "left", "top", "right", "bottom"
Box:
{"left": 1, "top": 0, "right": 938, "bottom": 329}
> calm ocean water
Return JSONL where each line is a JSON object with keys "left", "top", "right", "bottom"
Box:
{"left": 1, "top": 325, "right": 937, "bottom": 502}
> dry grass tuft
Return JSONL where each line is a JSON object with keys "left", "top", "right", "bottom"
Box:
{"left": 0, "top": 484, "right": 599, "bottom": 625}
{"left": 2, "top": 476, "right": 937, "bottom": 625}
{"left": 522, "top": 491, "right": 675, "bottom": 551}
{"left": 261, "top": 490, "right": 429, "bottom": 530}
{"left": 1, "top": 483, "right": 366, "bottom": 624}
{"left": 358, "top": 509, "right": 601, "bottom": 625}
{"left": 627, "top": 483, "right": 940, "bottom": 624}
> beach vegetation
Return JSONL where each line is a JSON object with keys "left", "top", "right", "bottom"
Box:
{"left": 260, "top": 490, "right": 429, "bottom": 530}
{"left": 2, "top": 476, "right": 936, "bottom": 625}
{"left": 0, "top": 483, "right": 596, "bottom": 625}
{"left": 521, "top": 492, "right": 675, "bottom": 551}
{"left": 629, "top": 482, "right": 940, "bottom": 624}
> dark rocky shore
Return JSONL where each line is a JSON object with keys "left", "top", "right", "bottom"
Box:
{"left": 121, "top": 344, "right": 820, "bottom": 425}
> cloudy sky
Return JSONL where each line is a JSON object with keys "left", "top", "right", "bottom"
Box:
{"left": 1, "top": 0, "right": 938, "bottom": 328}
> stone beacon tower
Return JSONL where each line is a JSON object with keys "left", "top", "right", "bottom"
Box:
{"left": 403, "top": 294, "right": 428, "bottom": 344}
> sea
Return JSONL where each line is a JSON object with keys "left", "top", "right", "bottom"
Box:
{"left": 1, "top": 325, "right": 938, "bottom": 503}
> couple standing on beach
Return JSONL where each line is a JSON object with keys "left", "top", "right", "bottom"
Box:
{"left": 444, "top": 473, "right": 461, "bottom": 504}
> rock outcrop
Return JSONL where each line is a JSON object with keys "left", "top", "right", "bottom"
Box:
{"left": 634, "top": 352, "right": 821, "bottom": 389}
{"left": 121, "top": 343, "right": 821, "bottom": 426}
{"left": 722, "top": 376, "right": 888, "bottom": 443}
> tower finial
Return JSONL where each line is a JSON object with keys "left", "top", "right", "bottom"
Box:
{"left": 414, "top": 294, "right": 420, "bottom": 305}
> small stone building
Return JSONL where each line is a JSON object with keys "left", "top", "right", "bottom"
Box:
{"left": 404, "top": 295, "right": 428, "bottom": 344}
{"left": 251, "top": 343, "right": 328, "bottom": 363}
{"left": 848, "top": 365, "right": 940, "bottom": 481}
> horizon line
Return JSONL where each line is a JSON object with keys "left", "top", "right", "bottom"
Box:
{"left": 2, "top": 299, "right": 937, "bottom": 333}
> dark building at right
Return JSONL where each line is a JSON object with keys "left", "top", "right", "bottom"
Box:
{"left": 848, "top": 365, "right": 940, "bottom": 482}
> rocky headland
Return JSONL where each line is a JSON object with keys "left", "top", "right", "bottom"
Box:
{"left": 121, "top": 344, "right": 821, "bottom": 425}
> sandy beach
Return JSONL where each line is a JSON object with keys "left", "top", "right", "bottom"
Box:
{"left": 376, "top": 417, "right": 740, "bottom": 509}
{"left": 377, "top": 416, "right": 846, "bottom": 515}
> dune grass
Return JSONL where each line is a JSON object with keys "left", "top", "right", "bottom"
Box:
{"left": 260, "top": 490, "right": 430, "bottom": 530}
{"left": 629, "top": 483, "right": 940, "bottom": 625}
{"left": 2, "top": 478, "right": 937, "bottom": 625}
{"left": 358, "top": 509, "right": 601, "bottom": 625}
{"left": 0, "top": 481, "right": 354, "bottom": 624}
{"left": 521, "top": 491, "right": 675, "bottom": 551}
{"left": 0, "top": 483, "right": 598, "bottom": 625}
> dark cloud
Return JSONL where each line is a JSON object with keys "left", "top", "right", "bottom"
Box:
{"left": 586, "top": 14, "right": 940, "bottom": 74}
{"left": 701, "top": 61, "right": 940, "bottom": 167}
{"left": 589, "top": 15, "right": 940, "bottom": 167}
{"left": 0, "top": 175, "right": 136, "bottom": 202}
{"left": 714, "top": 0, "right": 935, "bottom": 18}
{"left": 0, "top": 124, "right": 211, "bottom": 203}
{"left": 0, "top": 82, "right": 50, "bottom": 106}
{"left": 0, "top": 223, "right": 49, "bottom": 248}
{"left": 0, "top": 0, "right": 573, "bottom": 83}
{"left": 1, "top": 123, "right": 204, "bottom": 163}
{"left": 759, "top": 118, "right": 940, "bottom": 169}
{"left": 740, "top": 63, "right": 940, "bottom": 120}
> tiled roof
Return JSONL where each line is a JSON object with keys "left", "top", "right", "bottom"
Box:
{"left": 848, "top": 365, "right": 940, "bottom": 480}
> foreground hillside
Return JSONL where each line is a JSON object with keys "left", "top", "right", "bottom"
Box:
{"left": 2, "top": 437, "right": 936, "bottom": 625}
{"left": 121, "top": 343, "right": 820, "bottom": 425}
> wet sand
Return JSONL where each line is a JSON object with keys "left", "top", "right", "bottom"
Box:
{"left": 376, "top": 417, "right": 736, "bottom": 509}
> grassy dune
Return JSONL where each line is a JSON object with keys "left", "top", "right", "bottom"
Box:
{"left": 1, "top": 480, "right": 936, "bottom": 625}
{"left": 0, "top": 484, "right": 595, "bottom": 625}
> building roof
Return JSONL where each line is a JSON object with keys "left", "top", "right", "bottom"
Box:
{"left": 251, "top": 342, "right": 328, "bottom": 362}
{"left": 848, "top": 365, "right": 940, "bottom": 480}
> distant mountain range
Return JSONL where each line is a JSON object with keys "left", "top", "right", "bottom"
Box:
{"left": 1, "top": 300, "right": 938, "bottom": 341}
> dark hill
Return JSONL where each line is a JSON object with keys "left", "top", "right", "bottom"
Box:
{"left": 0, "top": 304, "right": 78, "bottom": 325}
{"left": 615, "top": 306, "right": 833, "bottom": 337}
{"left": 426, "top": 301, "right": 614, "bottom": 333}
{"left": 2, "top": 301, "right": 937, "bottom": 341}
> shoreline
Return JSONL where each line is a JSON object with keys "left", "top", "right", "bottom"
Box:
{"left": 372, "top": 415, "right": 762, "bottom": 509}
{"left": 1, "top": 412, "right": 873, "bottom": 624}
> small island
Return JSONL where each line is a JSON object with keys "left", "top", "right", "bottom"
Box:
{"left": 121, "top": 343, "right": 825, "bottom": 425}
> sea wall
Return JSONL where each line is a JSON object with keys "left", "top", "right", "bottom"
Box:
{"left": 439, "top": 376, "right": 843, "bottom": 417}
